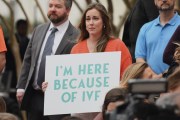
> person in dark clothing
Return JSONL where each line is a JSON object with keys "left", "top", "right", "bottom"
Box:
{"left": 122, "top": 0, "right": 159, "bottom": 62}
{"left": 15, "top": 19, "right": 29, "bottom": 60}
{"left": 163, "top": 25, "right": 180, "bottom": 65}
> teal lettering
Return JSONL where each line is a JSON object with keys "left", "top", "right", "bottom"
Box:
{"left": 78, "top": 64, "right": 86, "bottom": 75}
{"left": 104, "top": 77, "right": 109, "bottom": 87}
{"left": 56, "top": 66, "right": 59, "bottom": 76}
{"left": 82, "top": 91, "right": 85, "bottom": 101}
{"left": 78, "top": 79, "right": 85, "bottom": 88}
{"left": 95, "top": 77, "right": 102, "bottom": 87}
{"left": 103, "top": 63, "right": 109, "bottom": 74}
{"left": 95, "top": 90, "right": 100, "bottom": 101}
{"left": 71, "top": 92, "right": 77, "bottom": 102}
{"left": 61, "top": 92, "right": 71, "bottom": 103}
{"left": 88, "top": 64, "right": 93, "bottom": 74}
{"left": 69, "top": 78, "right": 77, "bottom": 89}
{"left": 62, "top": 79, "right": 68, "bottom": 89}
{"left": 86, "top": 91, "right": 93, "bottom": 101}
{"left": 95, "top": 64, "right": 101, "bottom": 74}
{"left": 87, "top": 77, "right": 94, "bottom": 88}
{"left": 82, "top": 91, "right": 100, "bottom": 101}
{"left": 54, "top": 80, "right": 61, "bottom": 90}
{"left": 63, "top": 66, "right": 72, "bottom": 76}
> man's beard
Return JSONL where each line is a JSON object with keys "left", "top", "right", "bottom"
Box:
{"left": 157, "top": 4, "right": 174, "bottom": 11}
{"left": 48, "top": 13, "right": 67, "bottom": 24}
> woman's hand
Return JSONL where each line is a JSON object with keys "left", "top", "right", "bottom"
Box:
{"left": 42, "top": 82, "right": 48, "bottom": 92}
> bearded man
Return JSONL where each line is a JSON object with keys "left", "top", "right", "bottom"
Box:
{"left": 16, "top": 0, "right": 79, "bottom": 120}
{"left": 135, "top": 0, "right": 180, "bottom": 77}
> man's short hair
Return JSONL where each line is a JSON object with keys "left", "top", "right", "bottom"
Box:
{"left": 64, "top": 0, "right": 72, "bottom": 9}
{"left": 16, "top": 19, "right": 28, "bottom": 29}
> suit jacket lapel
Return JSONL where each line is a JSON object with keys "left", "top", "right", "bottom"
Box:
{"left": 55, "top": 23, "right": 74, "bottom": 54}
{"left": 34, "top": 23, "right": 50, "bottom": 61}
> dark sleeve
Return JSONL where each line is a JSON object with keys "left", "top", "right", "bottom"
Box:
{"left": 163, "top": 26, "right": 180, "bottom": 65}
{"left": 123, "top": 0, "right": 151, "bottom": 62}
{"left": 143, "top": 0, "right": 159, "bottom": 21}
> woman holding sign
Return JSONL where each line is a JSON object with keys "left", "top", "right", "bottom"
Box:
{"left": 42, "top": 3, "right": 132, "bottom": 120}
{"left": 70, "top": 2, "right": 132, "bottom": 120}
{"left": 71, "top": 3, "right": 132, "bottom": 79}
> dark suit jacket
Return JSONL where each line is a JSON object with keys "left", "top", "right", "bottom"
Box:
{"left": 122, "top": 0, "right": 158, "bottom": 62}
{"left": 16, "top": 22, "right": 79, "bottom": 112}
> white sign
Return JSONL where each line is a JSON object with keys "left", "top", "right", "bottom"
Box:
{"left": 44, "top": 52, "right": 121, "bottom": 115}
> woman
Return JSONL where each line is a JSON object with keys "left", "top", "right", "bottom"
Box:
{"left": 71, "top": 3, "right": 132, "bottom": 79}
{"left": 43, "top": 3, "right": 131, "bottom": 120}
{"left": 167, "top": 66, "right": 180, "bottom": 92}
{"left": 70, "top": 3, "right": 131, "bottom": 120}
{"left": 120, "top": 62, "right": 158, "bottom": 88}
{"left": 166, "top": 44, "right": 180, "bottom": 93}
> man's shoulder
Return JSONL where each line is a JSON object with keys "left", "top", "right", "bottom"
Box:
{"left": 174, "top": 14, "right": 180, "bottom": 24}
{"left": 31, "top": 22, "right": 50, "bottom": 35}
{"left": 68, "top": 22, "right": 79, "bottom": 32}
{"left": 35, "top": 22, "right": 50, "bottom": 30}
{"left": 68, "top": 22, "right": 80, "bottom": 38}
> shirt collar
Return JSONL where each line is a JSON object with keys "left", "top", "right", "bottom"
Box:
{"left": 155, "top": 12, "right": 179, "bottom": 26}
{"left": 49, "top": 20, "right": 69, "bottom": 32}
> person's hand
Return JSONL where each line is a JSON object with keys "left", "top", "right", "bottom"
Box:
{"left": 16, "top": 91, "right": 24, "bottom": 104}
{"left": 42, "top": 82, "right": 48, "bottom": 92}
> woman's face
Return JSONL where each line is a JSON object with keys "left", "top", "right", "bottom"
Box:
{"left": 107, "top": 101, "right": 124, "bottom": 112}
{"left": 85, "top": 8, "right": 103, "bottom": 37}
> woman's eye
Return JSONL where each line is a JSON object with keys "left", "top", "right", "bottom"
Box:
{"left": 93, "top": 17, "right": 99, "bottom": 20}
{"left": 86, "top": 18, "right": 90, "bottom": 21}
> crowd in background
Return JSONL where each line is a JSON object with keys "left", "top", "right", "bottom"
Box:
{"left": 0, "top": 0, "right": 180, "bottom": 120}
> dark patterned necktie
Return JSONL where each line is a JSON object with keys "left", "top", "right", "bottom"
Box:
{"left": 37, "top": 27, "right": 58, "bottom": 87}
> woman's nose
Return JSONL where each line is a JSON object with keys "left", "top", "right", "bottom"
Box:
{"left": 89, "top": 19, "right": 94, "bottom": 24}
{"left": 162, "top": 0, "right": 167, "bottom": 2}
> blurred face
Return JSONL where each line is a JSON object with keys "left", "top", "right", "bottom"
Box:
{"left": 85, "top": 8, "right": 103, "bottom": 37}
{"left": 154, "top": 0, "right": 175, "bottom": 11}
{"left": 141, "top": 67, "right": 155, "bottom": 79}
{"left": 107, "top": 101, "right": 124, "bottom": 112}
{"left": 47, "top": 0, "right": 70, "bottom": 25}
{"left": 18, "top": 24, "right": 28, "bottom": 36}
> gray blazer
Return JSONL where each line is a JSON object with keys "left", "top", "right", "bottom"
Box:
{"left": 16, "top": 22, "right": 79, "bottom": 111}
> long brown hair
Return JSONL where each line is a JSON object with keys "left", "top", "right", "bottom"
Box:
{"left": 120, "top": 62, "right": 149, "bottom": 88}
{"left": 173, "top": 42, "right": 180, "bottom": 63}
{"left": 167, "top": 43, "right": 180, "bottom": 91}
{"left": 102, "top": 88, "right": 127, "bottom": 119}
{"left": 167, "top": 66, "right": 180, "bottom": 91}
{"left": 78, "top": 3, "right": 113, "bottom": 52}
